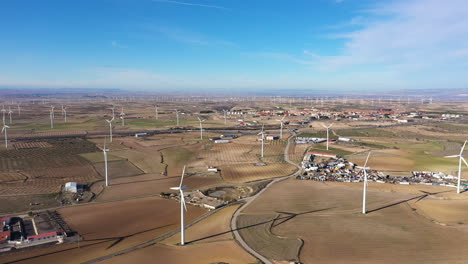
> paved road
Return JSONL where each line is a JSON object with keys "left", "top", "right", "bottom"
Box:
{"left": 230, "top": 133, "right": 302, "bottom": 264}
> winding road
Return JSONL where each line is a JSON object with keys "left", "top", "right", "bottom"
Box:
{"left": 230, "top": 133, "right": 302, "bottom": 264}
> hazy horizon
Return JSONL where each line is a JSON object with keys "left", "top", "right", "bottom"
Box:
{"left": 1, "top": 0, "right": 468, "bottom": 92}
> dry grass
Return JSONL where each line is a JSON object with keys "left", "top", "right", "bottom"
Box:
{"left": 219, "top": 163, "right": 297, "bottom": 183}
{"left": 240, "top": 179, "right": 468, "bottom": 264}
{"left": 237, "top": 214, "right": 302, "bottom": 262}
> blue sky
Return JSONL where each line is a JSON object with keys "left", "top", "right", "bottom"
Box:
{"left": 1, "top": 0, "right": 468, "bottom": 92}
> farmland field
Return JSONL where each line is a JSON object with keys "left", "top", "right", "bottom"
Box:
{"left": 98, "top": 204, "right": 258, "bottom": 264}
{"left": 239, "top": 179, "right": 468, "bottom": 263}
{"left": 0, "top": 197, "right": 208, "bottom": 264}
{"left": 219, "top": 163, "right": 296, "bottom": 183}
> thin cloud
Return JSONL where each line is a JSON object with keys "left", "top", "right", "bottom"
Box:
{"left": 111, "top": 41, "right": 127, "bottom": 48}
{"left": 152, "top": 0, "right": 229, "bottom": 10}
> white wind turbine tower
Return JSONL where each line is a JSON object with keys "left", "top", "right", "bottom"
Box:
{"left": 170, "top": 166, "right": 188, "bottom": 246}
{"left": 50, "top": 106, "right": 55, "bottom": 128}
{"left": 276, "top": 116, "right": 286, "bottom": 139}
{"left": 222, "top": 109, "right": 227, "bottom": 125}
{"left": 154, "top": 105, "right": 158, "bottom": 120}
{"left": 445, "top": 140, "right": 468, "bottom": 194}
{"left": 1, "top": 106, "right": 6, "bottom": 124}
{"left": 175, "top": 109, "right": 180, "bottom": 126}
{"left": 109, "top": 106, "right": 115, "bottom": 120}
{"left": 8, "top": 106, "right": 13, "bottom": 124}
{"left": 17, "top": 104, "right": 21, "bottom": 117}
{"left": 258, "top": 124, "right": 266, "bottom": 158}
{"left": 321, "top": 123, "right": 334, "bottom": 151}
{"left": 120, "top": 107, "right": 125, "bottom": 126}
{"left": 357, "top": 152, "right": 371, "bottom": 214}
{"left": 103, "top": 137, "right": 110, "bottom": 187}
{"left": 2, "top": 124, "right": 9, "bottom": 149}
{"left": 197, "top": 117, "right": 205, "bottom": 140}
{"left": 62, "top": 105, "right": 67, "bottom": 122}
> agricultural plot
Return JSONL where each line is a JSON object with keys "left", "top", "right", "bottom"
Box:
{"left": 99, "top": 205, "right": 257, "bottom": 264}
{"left": 219, "top": 163, "right": 296, "bottom": 183}
{"left": 196, "top": 143, "right": 259, "bottom": 166}
{"left": 0, "top": 139, "right": 102, "bottom": 196}
{"left": 0, "top": 172, "right": 27, "bottom": 183}
{"left": 93, "top": 160, "right": 144, "bottom": 179}
{"left": 237, "top": 214, "right": 302, "bottom": 262}
{"left": 241, "top": 179, "right": 468, "bottom": 264}
{"left": 111, "top": 149, "right": 165, "bottom": 174}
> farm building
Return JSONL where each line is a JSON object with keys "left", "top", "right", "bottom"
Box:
{"left": 338, "top": 137, "right": 356, "bottom": 142}
{"left": 266, "top": 135, "right": 280, "bottom": 141}
{"left": 64, "top": 182, "right": 85, "bottom": 193}
{"left": 134, "top": 132, "right": 148, "bottom": 138}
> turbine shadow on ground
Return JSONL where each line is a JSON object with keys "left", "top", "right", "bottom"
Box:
{"left": 109, "top": 175, "right": 181, "bottom": 187}
{"left": 3, "top": 223, "right": 176, "bottom": 264}
{"left": 366, "top": 190, "right": 453, "bottom": 214}
{"left": 186, "top": 207, "right": 334, "bottom": 245}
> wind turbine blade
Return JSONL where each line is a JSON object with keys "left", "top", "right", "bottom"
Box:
{"left": 462, "top": 157, "right": 468, "bottom": 168}
{"left": 179, "top": 166, "right": 186, "bottom": 187}
{"left": 445, "top": 155, "right": 460, "bottom": 158}
{"left": 329, "top": 123, "right": 334, "bottom": 128}
{"left": 460, "top": 140, "right": 468, "bottom": 155}
{"left": 364, "top": 152, "right": 371, "bottom": 167}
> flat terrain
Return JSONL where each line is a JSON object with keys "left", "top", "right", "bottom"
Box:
{"left": 0, "top": 197, "right": 207, "bottom": 264}
{"left": 239, "top": 179, "right": 468, "bottom": 264}
{"left": 99, "top": 204, "right": 258, "bottom": 264}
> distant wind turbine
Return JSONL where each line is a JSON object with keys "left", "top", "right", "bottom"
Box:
{"left": 50, "top": 106, "right": 55, "bottom": 128}
{"left": 197, "top": 117, "right": 205, "bottom": 140}
{"left": 445, "top": 140, "right": 468, "bottom": 194}
{"left": 222, "top": 109, "right": 227, "bottom": 125}
{"left": 258, "top": 124, "right": 266, "bottom": 158}
{"left": 276, "top": 116, "right": 286, "bottom": 139}
{"left": 120, "top": 107, "right": 125, "bottom": 126}
{"left": 8, "top": 106, "right": 13, "bottom": 124}
{"left": 103, "top": 137, "right": 110, "bottom": 187}
{"left": 155, "top": 105, "right": 159, "bottom": 120}
{"left": 170, "top": 166, "right": 188, "bottom": 246}
{"left": 357, "top": 152, "right": 371, "bottom": 214}
{"left": 105, "top": 110, "right": 115, "bottom": 142}
{"left": 2, "top": 124, "right": 9, "bottom": 149}
{"left": 62, "top": 105, "right": 67, "bottom": 122}
{"left": 175, "top": 109, "right": 179, "bottom": 126}
{"left": 321, "top": 123, "right": 334, "bottom": 151}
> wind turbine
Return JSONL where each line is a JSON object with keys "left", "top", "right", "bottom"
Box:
{"left": 155, "top": 105, "right": 159, "bottom": 120}
{"left": 258, "top": 124, "right": 266, "bottom": 158}
{"left": 445, "top": 140, "right": 468, "bottom": 194}
{"left": 62, "top": 105, "right": 67, "bottom": 122}
{"left": 321, "top": 123, "right": 334, "bottom": 150}
{"left": 276, "top": 116, "right": 286, "bottom": 139}
{"left": 2, "top": 124, "right": 9, "bottom": 149}
{"left": 105, "top": 110, "right": 115, "bottom": 142}
{"left": 103, "top": 137, "right": 110, "bottom": 187}
{"left": 1, "top": 106, "right": 6, "bottom": 124}
{"left": 17, "top": 104, "right": 21, "bottom": 117}
{"left": 170, "top": 166, "right": 188, "bottom": 246}
{"left": 175, "top": 109, "right": 180, "bottom": 126}
{"left": 109, "top": 106, "right": 115, "bottom": 120}
{"left": 357, "top": 152, "right": 371, "bottom": 214}
{"left": 50, "top": 106, "right": 55, "bottom": 128}
{"left": 197, "top": 117, "right": 205, "bottom": 140}
{"left": 222, "top": 109, "right": 227, "bottom": 125}
{"left": 8, "top": 106, "right": 13, "bottom": 124}
{"left": 119, "top": 107, "right": 125, "bottom": 126}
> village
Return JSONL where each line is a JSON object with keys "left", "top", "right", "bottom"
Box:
{"left": 297, "top": 151, "right": 467, "bottom": 189}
